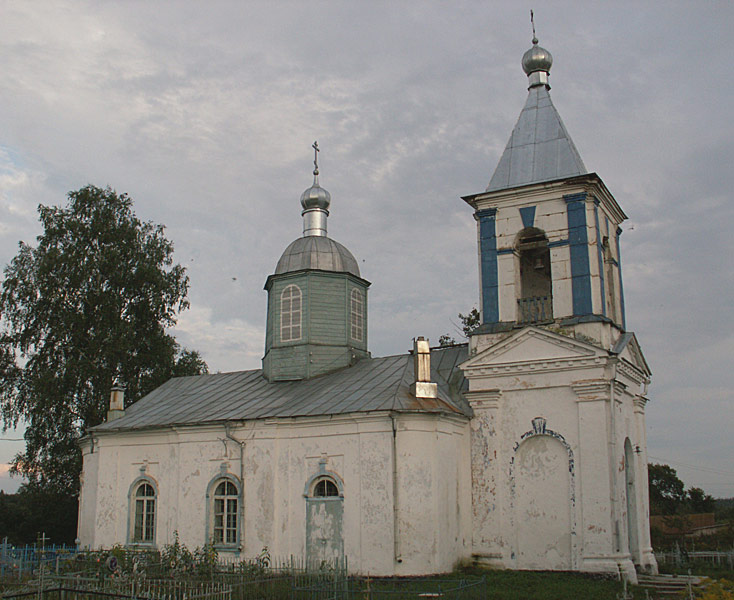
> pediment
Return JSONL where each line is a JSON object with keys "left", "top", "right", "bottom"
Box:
{"left": 613, "top": 332, "right": 651, "bottom": 377}
{"left": 461, "top": 326, "right": 607, "bottom": 371}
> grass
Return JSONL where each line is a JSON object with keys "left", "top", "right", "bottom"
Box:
{"left": 340, "top": 568, "right": 627, "bottom": 600}
{"left": 0, "top": 565, "right": 657, "bottom": 600}
{"left": 459, "top": 569, "right": 625, "bottom": 600}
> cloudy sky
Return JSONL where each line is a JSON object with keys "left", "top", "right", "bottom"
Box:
{"left": 0, "top": 2, "right": 732, "bottom": 498}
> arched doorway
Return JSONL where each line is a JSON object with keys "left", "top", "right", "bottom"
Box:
{"left": 515, "top": 435, "right": 572, "bottom": 570}
{"left": 624, "top": 439, "right": 640, "bottom": 563}
{"left": 305, "top": 473, "right": 344, "bottom": 567}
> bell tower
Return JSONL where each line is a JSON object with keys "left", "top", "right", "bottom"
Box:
{"left": 460, "top": 24, "right": 657, "bottom": 579}
{"left": 463, "top": 34, "right": 627, "bottom": 347}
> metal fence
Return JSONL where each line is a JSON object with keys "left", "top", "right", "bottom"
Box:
{"left": 0, "top": 540, "right": 79, "bottom": 580}
{"left": 291, "top": 577, "right": 487, "bottom": 600}
{"left": 0, "top": 548, "right": 349, "bottom": 600}
{"left": 656, "top": 548, "right": 734, "bottom": 569}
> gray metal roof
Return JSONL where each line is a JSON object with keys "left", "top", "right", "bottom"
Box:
{"left": 486, "top": 85, "right": 587, "bottom": 192}
{"left": 93, "top": 345, "right": 471, "bottom": 433}
{"left": 275, "top": 236, "right": 360, "bottom": 277}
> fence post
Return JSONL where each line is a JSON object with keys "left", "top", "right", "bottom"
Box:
{"left": 1, "top": 536, "right": 7, "bottom": 578}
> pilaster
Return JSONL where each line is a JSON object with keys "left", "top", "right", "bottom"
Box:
{"left": 475, "top": 209, "right": 499, "bottom": 324}
{"left": 571, "top": 380, "right": 620, "bottom": 572}
{"left": 466, "top": 389, "right": 504, "bottom": 565}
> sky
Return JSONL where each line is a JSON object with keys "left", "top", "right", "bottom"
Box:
{"left": 0, "top": 1, "right": 732, "bottom": 498}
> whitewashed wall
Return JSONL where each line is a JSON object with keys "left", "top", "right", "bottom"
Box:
{"left": 463, "top": 326, "right": 657, "bottom": 581}
{"left": 79, "top": 411, "right": 471, "bottom": 576}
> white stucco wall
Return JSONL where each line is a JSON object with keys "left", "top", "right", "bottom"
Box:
{"left": 463, "top": 325, "right": 656, "bottom": 580}
{"left": 79, "top": 410, "right": 471, "bottom": 576}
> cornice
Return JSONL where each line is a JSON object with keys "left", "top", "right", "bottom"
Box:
{"left": 463, "top": 174, "right": 628, "bottom": 230}
{"left": 464, "top": 389, "right": 501, "bottom": 409}
{"left": 633, "top": 395, "right": 648, "bottom": 414}
{"left": 464, "top": 355, "right": 606, "bottom": 378}
{"left": 571, "top": 380, "right": 609, "bottom": 402}
{"left": 617, "top": 358, "right": 648, "bottom": 386}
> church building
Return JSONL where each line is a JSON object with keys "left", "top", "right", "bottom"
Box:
{"left": 78, "top": 34, "right": 657, "bottom": 581}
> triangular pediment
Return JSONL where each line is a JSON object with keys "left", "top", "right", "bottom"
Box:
{"left": 612, "top": 332, "right": 651, "bottom": 377}
{"left": 461, "top": 326, "right": 606, "bottom": 371}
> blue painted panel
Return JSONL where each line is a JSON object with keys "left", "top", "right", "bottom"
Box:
{"left": 594, "top": 202, "right": 606, "bottom": 317}
{"left": 616, "top": 227, "right": 627, "bottom": 330}
{"left": 564, "top": 194, "right": 593, "bottom": 315}
{"left": 519, "top": 206, "right": 536, "bottom": 229}
{"left": 476, "top": 209, "right": 499, "bottom": 323}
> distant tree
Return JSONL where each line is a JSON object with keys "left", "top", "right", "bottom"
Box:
{"left": 0, "top": 185, "right": 207, "bottom": 500}
{"left": 648, "top": 463, "right": 687, "bottom": 515}
{"left": 438, "top": 334, "right": 456, "bottom": 347}
{"left": 687, "top": 486, "right": 716, "bottom": 514}
{"left": 439, "top": 307, "right": 481, "bottom": 346}
{"left": 458, "top": 308, "right": 481, "bottom": 337}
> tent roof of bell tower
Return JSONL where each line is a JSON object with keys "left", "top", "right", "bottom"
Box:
{"left": 486, "top": 36, "right": 587, "bottom": 192}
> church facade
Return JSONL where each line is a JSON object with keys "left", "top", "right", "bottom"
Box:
{"left": 78, "top": 36, "right": 657, "bottom": 580}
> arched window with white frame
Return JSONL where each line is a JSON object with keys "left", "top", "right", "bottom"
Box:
{"left": 281, "top": 284, "right": 302, "bottom": 342}
{"left": 212, "top": 479, "right": 239, "bottom": 546}
{"left": 350, "top": 288, "right": 363, "bottom": 342}
{"left": 129, "top": 479, "right": 157, "bottom": 544}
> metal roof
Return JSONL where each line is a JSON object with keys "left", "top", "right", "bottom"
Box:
{"left": 486, "top": 85, "right": 587, "bottom": 192}
{"left": 274, "top": 236, "right": 361, "bottom": 277}
{"left": 93, "top": 345, "right": 471, "bottom": 433}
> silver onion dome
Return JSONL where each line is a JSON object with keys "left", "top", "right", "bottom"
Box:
{"left": 300, "top": 175, "right": 331, "bottom": 211}
{"left": 522, "top": 37, "right": 553, "bottom": 88}
{"left": 300, "top": 141, "right": 331, "bottom": 237}
{"left": 522, "top": 38, "right": 553, "bottom": 74}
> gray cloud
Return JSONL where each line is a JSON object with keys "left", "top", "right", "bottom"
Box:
{"left": 0, "top": 2, "right": 731, "bottom": 496}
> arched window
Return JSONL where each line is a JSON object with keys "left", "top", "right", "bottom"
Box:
{"left": 313, "top": 477, "right": 340, "bottom": 497}
{"left": 212, "top": 480, "right": 239, "bottom": 546}
{"left": 350, "top": 289, "right": 363, "bottom": 342}
{"left": 281, "top": 285, "right": 302, "bottom": 342}
{"left": 131, "top": 481, "right": 156, "bottom": 543}
{"left": 516, "top": 227, "right": 553, "bottom": 324}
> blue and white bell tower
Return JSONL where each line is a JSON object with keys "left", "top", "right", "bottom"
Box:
{"left": 463, "top": 35, "right": 627, "bottom": 344}
{"left": 460, "top": 27, "right": 657, "bottom": 580}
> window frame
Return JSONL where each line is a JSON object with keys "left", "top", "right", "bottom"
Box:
{"left": 280, "top": 284, "right": 302, "bottom": 342}
{"left": 350, "top": 288, "right": 363, "bottom": 342}
{"left": 312, "top": 478, "right": 340, "bottom": 498}
{"left": 128, "top": 477, "right": 158, "bottom": 546}
{"left": 304, "top": 470, "right": 344, "bottom": 500}
{"left": 206, "top": 474, "right": 242, "bottom": 550}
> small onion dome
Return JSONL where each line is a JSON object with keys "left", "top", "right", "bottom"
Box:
{"left": 522, "top": 38, "right": 553, "bottom": 75}
{"left": 300, "top": 175, "right": 331, "bottom": 211}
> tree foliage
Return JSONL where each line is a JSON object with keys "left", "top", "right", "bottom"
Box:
{"left": 0, "top": 186, "right": 207, "bottom": 497}
{"left": 439, "top": 308, "right": 481, "bottom": 346}
{"left": 648, "top": 463, "right": 687, "bottom": 515}
{"left": 648, "top": 462, "right": 717, "bottom": 516}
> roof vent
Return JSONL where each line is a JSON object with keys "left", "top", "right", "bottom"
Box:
{"left": 410, "top": 337, "right": 437, "bottom": 399}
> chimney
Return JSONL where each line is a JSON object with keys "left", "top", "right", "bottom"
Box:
{"left": 107, "top": 383, "right": 125, "bottom": 422}
{"left": 410, "top": 337, "right": 437, "bottom": 399}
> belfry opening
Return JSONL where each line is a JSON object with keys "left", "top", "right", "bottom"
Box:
{"left": 516, "top": 227, "right": 552, "bottom": 324}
